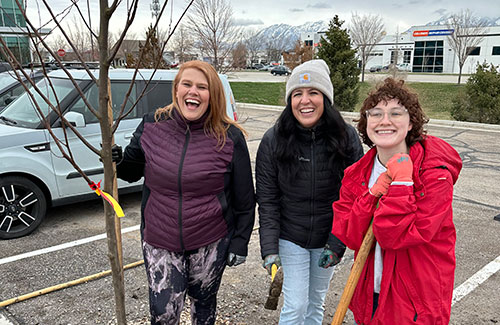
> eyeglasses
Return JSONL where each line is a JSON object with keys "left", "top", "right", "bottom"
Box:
{"left": 365, "top": 107, "right": 408, "bottom": 122}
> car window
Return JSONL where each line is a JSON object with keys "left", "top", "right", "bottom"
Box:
{"left": 0, "top": 82, "right": 28, "bottom": 108}
{"left": 142, "top": 81, "right": 172, "bottom": 114}
{"left": 69, "top": 82, "right": 138, "bottom": 124}
{"left": 0, "top": 78, "right": 75, "bottom": 128}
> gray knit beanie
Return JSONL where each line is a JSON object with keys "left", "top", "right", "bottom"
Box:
{"left": 285, "top": 59, "right": 334, "bottom": 105}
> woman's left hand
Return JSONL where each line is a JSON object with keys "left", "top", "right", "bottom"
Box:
{"left": 386, "top": 153, "right": 413, "bottom": 182}
{"left": 318, "top": 248, "right": 340, "bottom": 268}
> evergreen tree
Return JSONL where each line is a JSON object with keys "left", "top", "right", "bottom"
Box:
{"left": 316, "top": 15, "right": 360, "bottom": 112}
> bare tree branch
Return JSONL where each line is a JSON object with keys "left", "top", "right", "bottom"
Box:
{"left": 446, "top": 9, "right": 488, "bottom": 84}
{"left": 187, "top": 0, "right": 240, "bottom": 72}
{"left": 72, "top": 0, "right": 99, "bottom": 39}
{"left": 349, "top": 12, "right": 385, "bottom": 82}
{"left": 107, "top": 0, "right": 139, "bottom": 64}
{"left": 112, "top": 0, "right": 195, "bottom": 132}
{"left": 243, "top": 28, "right": 264, "bottom": 65}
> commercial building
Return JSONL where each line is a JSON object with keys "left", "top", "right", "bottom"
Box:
{"left": 366, "top": 25, "right": 500, "bottom": 73}
{"left": 0, "top": 0, "right": 50, "bottom": 65}
{"left": 301, "top": 24, "right": 500, "bottom": 74}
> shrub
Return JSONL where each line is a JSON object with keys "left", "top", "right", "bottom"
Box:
{"left": 451, "top": 62, "right": 500, "bottom": 124}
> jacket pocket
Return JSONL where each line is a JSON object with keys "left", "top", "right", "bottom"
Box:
{"left": 398, "top": 270, "right": 424, "bottom": 321}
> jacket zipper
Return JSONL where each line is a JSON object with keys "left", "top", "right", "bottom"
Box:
{"left": 177, "top": 125, "right": 190, "bottom": 251}
{"left": 307, "top": 130, "right": 316, "bottom": 246}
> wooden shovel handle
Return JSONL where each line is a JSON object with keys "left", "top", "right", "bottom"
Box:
{"left": 331, "top": 222, "right": 375, "bottom": 325}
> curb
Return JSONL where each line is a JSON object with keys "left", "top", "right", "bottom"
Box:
{"left": 236, "top": 102, "right": 500, "bottom": 132}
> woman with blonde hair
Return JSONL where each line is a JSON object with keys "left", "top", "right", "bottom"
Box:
{"left": 115, "top": 60, "right": 255, "bottom": 324}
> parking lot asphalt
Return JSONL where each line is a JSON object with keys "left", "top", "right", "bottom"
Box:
{"left": 0, "top": 103, "right": 499, "bottom": 324}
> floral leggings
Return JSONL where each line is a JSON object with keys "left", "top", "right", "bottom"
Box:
{"left": 142, "top": 234, "right": 230, "bottom": 325}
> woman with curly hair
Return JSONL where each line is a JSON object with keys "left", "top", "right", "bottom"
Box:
{"left": 332, "top": 78, "right": 462, "bottom": 324}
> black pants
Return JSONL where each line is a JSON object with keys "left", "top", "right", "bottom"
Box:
{"left": 142, "top": 234, "right": 230, "bottom": 325}
{"left": 372, "top": 292, "right": 379, "bottom": 318}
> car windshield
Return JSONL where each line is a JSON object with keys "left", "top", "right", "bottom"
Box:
{"left": 0, "top": 77, "right": 76, "bottom": 128}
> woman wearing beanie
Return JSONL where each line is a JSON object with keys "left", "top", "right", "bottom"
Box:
{"left": 256, "top": 59, "right": 363, "bottom": 324}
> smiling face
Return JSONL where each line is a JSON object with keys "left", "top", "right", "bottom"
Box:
{"left": 290, "top": 87, "right": 324, "bottom": 128}
{"left": 366, "top": 98, "right": 412, "bottom": 156}
{"left": 175, "top": 68, "right": 210, "bottom": 121}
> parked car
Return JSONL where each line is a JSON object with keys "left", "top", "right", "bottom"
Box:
{"left": 259, "top": 65, "right": 274, "bottom": 71}
{"left": 0, "top": 68, "right": 238, "bottom": 239}
{"left": 270, "top": 65, "right": 291, "bottom": 76}
{"left": 369, "top": 65, "right": 383, "bottom": 72}
{"left": 396, "top": 63, "right": 412, "bottom": 72}
{"left": 250, "top": 63, "right": 264, "bottom": 70}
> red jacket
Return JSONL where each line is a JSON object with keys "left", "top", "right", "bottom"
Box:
{"left": 332, "top": 136, "right": 462, "bottom": 325}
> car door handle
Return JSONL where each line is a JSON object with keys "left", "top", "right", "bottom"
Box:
{"left": 125, "top": 133, "right": 133, "bottom": 139}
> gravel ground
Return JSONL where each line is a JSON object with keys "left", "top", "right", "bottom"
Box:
{"left": 123, "top": 228, "right": 355, "bottom": 325}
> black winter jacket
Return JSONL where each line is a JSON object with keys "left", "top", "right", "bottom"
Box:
{"left": 256, "top": 122, "right": 363, "bottom": 258}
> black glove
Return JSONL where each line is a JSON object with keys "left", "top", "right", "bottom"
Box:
{"left": 111, "top": 144, "right": 123, "bottom": 163}
{"left": 318, "top": 248, "right": 341, "bottom": 268}
{"left": 99, "top": 144, "right": 123, "bottom": 163}
{"left": 227, "top": 252, "right": 246, "bottom": 267}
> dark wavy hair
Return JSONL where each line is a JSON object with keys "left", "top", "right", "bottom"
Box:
{"left": 275, "top": 95, "right": 352, "bottom": 179}
{"left": 356, "top": 78, "right": 429, "bottom": 147}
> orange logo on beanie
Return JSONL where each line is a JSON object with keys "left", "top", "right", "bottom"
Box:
{"left": 299, "top": 73, "right": 311, "bottom": 84}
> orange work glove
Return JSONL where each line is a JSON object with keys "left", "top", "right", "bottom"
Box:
{"left": 386, "top": 153, "right": 413, "bottom": 182}
{"left": 369, "top": 172, "right": 392, "bottom": 197}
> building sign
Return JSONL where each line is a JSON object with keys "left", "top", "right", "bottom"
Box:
{"left": 413, "top": 29, "right": 454, "bottom": 37}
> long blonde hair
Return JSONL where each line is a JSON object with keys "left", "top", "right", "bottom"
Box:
{"left": 155, "top": 60, "right": 246, "bottom": 147}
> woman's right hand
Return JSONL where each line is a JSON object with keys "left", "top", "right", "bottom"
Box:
{"left": 369, "top": 172, "right": 391, "bottom": 197}
{"left": 263, "top": 254, "right": 281, "bottom": 275}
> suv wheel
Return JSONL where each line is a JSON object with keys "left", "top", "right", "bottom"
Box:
{"left": 0, "top": 176, "right": 47, "bottom": 239}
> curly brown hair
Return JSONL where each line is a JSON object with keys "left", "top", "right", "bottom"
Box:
{"left": 356, "top": 78, "right": 429, "bottom": 147}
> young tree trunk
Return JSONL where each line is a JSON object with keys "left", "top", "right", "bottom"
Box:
{"left": 98, "top": 1, "right": 126, "bottom": 323}
{"left": 458, "top": 66, "right": 463, "bottom": 84}
{"left": 361, "top": 61, "right": 366, "bottom": 82}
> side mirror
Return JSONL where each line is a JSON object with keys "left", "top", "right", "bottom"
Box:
{"left": 64, "top": 111, "right": 86, "bottom": 128}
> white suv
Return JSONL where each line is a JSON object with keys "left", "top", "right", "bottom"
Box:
{"left": 0, "top": 68, "right": 238, "bottom": 239}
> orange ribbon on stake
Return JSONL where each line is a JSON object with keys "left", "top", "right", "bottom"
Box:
{"left": 89, "top": 181, "right": 125, "bottom": 217}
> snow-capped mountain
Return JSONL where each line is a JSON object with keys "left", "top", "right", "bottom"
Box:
{"left": 255, "top": 20, "right": 329, "bottom": 50}
{"left": 249, "top": 15, "right": 499, "bottom": 51}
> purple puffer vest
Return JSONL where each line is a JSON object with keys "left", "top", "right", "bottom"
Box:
{"left": 140, "top": 110, "right": 234, "bottom": 251}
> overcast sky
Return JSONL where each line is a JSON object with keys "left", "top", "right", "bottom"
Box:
{"left": 231, "top": 0, "right": 493, "bottom": 33}
{"left": 25, "top": 0, "right": 494, "bottom": 38}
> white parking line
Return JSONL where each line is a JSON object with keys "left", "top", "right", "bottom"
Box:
{"left": 0, "top": 225, "right": 139, "bottom": 265}
{"left": 0, "top": 313, "right": 14, "bottom": 325}
{"left": 1, "top": 217, "right": 499, "bottom": 308}
{"left": 452, "top": 255, "right": 500, "bottom": 305}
